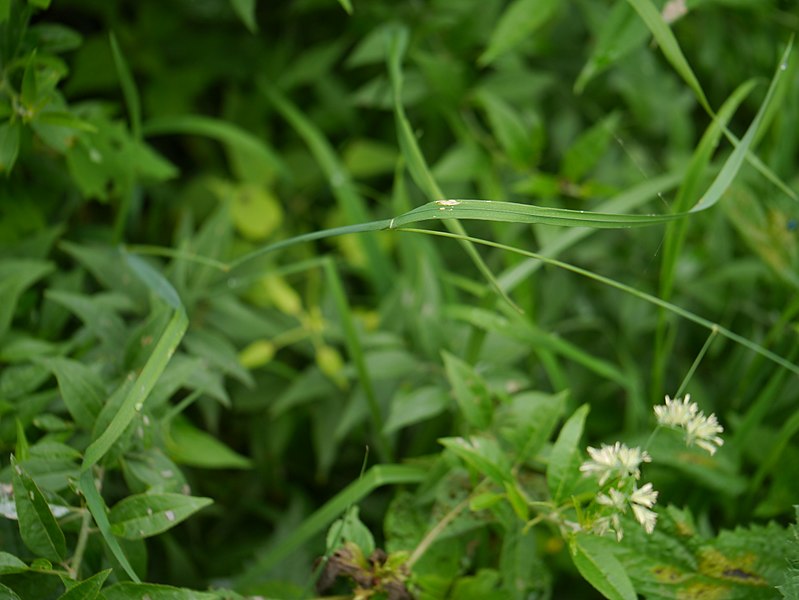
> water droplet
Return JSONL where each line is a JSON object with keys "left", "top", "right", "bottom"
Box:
{"left": 161, "top": 469, "right": 174, "bottom": 478}
{"left": 135, "top": 402, "right": 143, "bottom": 412}
{"left": 780, "top": 63, "right": 788, "bottom": 71}
{"left": 147, "top": 507, "right": 153, "bottom": 516}
{"left": 143, "top": 415, "right": 151, "bottom": 426}
{"left": 165, "top": 510, "right": 176, "bottom": 522}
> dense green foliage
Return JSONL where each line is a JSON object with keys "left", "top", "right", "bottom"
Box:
{"left": 1, "top": 0, "right": 799, "bottom": 598}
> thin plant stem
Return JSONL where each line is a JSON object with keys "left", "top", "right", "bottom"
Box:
{"left": 407, "top": 496, "right": 471, "bottom": 569}
{"left": 69, "top": 507, "right": 93, "bottom": 578}
{"left": 675, "top": 324, "right": 719, "bottom": 398}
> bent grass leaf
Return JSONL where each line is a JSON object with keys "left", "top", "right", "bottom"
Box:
{"left": 571, "top": 533, "right": 637, "bottom": 600}
{"left": 109, "top": 493, "right": 212, "bottom": 539}
{"left": 78, "top": 470, "right": 139, "bottom": 582}
{"left": 82, "top": 308, "right": 188, "bottom": 471}
{"left": 56, "top": 569, "right": 111, "bottom": 600}
{"left": 142, "top": 114, "right": 288, "bottom": 181}
{"left": 11, "top": 456, "right": 66, "bottom": 563}
{"left": 547, "top": 404, "right": 588, "bottom": 503}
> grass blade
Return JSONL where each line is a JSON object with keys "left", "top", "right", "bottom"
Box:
{"left": 82, "top": 309, "right": 189, "bottom": 470}
{"left": 259, "top": 83, "right": 393, "bottom": 293}
{"left": 78, "top": 470, "right": 140, "bottom": 582}
{"left": 234, "top": 464, "right": 426, "bottom": 587}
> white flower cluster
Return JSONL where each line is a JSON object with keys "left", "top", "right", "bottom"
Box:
{"left": 654, "top": 394, "right": 724, "bottom": 455}
{"left": 593, "top": 483, "right": 659, "bottom": 541}
{"left": 579, "top": 442, "right": 658, "bottom": 540}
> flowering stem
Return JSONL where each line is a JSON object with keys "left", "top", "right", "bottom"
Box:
{"left": 675, "top": 325, "right": 718, "bottom": 398}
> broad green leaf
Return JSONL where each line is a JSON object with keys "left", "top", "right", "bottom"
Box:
{"left": 480, "top": 0, "right": 561, "bottom": 65}
{"left": 38, "top": 357, "right": 105, "bottom": 430}
{"left": 0, "top": 583, "right": 21, "bottom": 600}
{"left": 0, "top": 260, "right": 54, "bottom": 341}
{"left": 547, "top": 404, "right": 589, "bottom": 502}
{"left": 498, "top": 390, "right": 567, "bottom": 463}
{"left": 82, "top": 308, "right": 188, "bottom": 470}
{"left": 575, "top": 1, "right": 649, "bottom": 93}
{"left": 0, "top": 553, "right": 28, "bottom": 575}
{"left": 11, "top": 456, "right": 66, "bottom": 562}
{"left": 475, "top": 90, "right": 543, "bottom": 168}
{"left": 0, "top": 121, "right": 21, "bottom": 174}
{"left": 164, "top": 417, "right": 251, "bottom": 469}
{"left": 78, "top": 470, "right": 140, "bottom": 582}
{"left": 109, "top": 493, "right": 212, "bottom": 539}
{"left": 326, "top": 506, "right": 374, "bottom": 556}
{"left": 440, "top": 436, "right": 512, "bottom": 485}
{"left": 561, "top": 112, "right": 621, "bottom": 181}
{"left": 56, "top": 569, "right": 110, "bottom": 600}
{"left": 383, "top": 386, "right": 450, "bottom": 434}
{"left": 44, "top": 290, "right": 127, "bottom": 350}
{"left": 20, "top": 52, "right": 38, "bottom": 109}
{"left": 442, "top": 352, "right": 493, "bottom": 429}
{"left": 571, "top": 533, "right": 637, "bottom": 600}
{"left": 101, "top": 582, "right": 223, "bottom": 600}
{"left": 228, "top": 0, "right": 257, "bottom": 32}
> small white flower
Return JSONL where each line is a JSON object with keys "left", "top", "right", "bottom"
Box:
{"left": 654, "top": 394, "right": 698, "bottom": 427}
{"left": 630, "top": 483, "right": 658, "bottom": 534}
{"left": 654, "top": 394, "right": 724, "bottom": 455}
{"left": 630, "top": 482, "right": 658, "bottom": 508}
{"left": 580, "top": 442, "right": 651, "bottom": 485}
{"left": 596, "top": 488, "right": 627, "bottom": 511}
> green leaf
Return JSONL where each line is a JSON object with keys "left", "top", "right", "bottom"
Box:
{"left": 336, "top": 0, "right": 352, "bottom": 14}
{"left": 122, "top": 252, "right": 182, "bottom": 310}
{"left": 142, "top": 114, "right": 288, "bottom": 183}
{"left": 498, "top": 390, "right": 567, "bottom": 463}
{"left": 26, "top": 0, "right": 51, "bottom": 8}
{"left": 164, "top": 417, "right": 251, "bottom": 469}
{"left": 0, "top": 121, "right": 21, "bottom": 174}
{"left": 0, "top": 583, "right": 22, "bottom": 600}
{"left": 228, "top": 0, "right": 257, "bottom": 32}
{"left": 0, "top": 259, "right": 54, "bottom": 341}
{"left": 101, "top": 582, "right": 223, "bottom": 600}
{"left": 561, "top": 112, "right": 621, "bottom": 181}
{"left": 440, "top": 436, "right": 512, "bottom": 485}
{"left": 547, "top": 404, "right": 589, "bottom": 502}
{"left": 480, "top": 0, "right": 561, "bottom": 65}
{"left": 475, "top": 89, "right": 543, "bottom": 168}
{"left": 78, "top": 470, "right": 140, "bottom": 582}
{"left": 326, "top": 506, "right": 375, "bottom": 556}
{"left": 11, "top": 456, "right": 66, "bottom": 562}
{"left": 15, "top": 420, "right": 29, "bottom": 461}
{"left": 571, "top": 533, "right": 637, "bottom": 600}
{"left": 20, "top": 52, "right": 38, "bottom": 110}
{"left": 0, "top": 0, "right": 10, "bottom": 23}
{"left": 383, "top": 386, "right": 450, "bottom": 434}
{"left": 574, "top": 1, "right": 649, "bottom": 93}
{"left": 109, "top": 493, "right": 212, "bottom": 539}
{"left": 109, "top": 33, "right": 141, "bottom": 140}
{"left": 38, "top": 357, "right": 105, "bottom": 430}
{"left": 56, "top": 570, "right": 111, "bottom": 600}
{"left": 442, "top": 352, "right": 493, "bottom": 430}
{"left": 82, "top": 308, "right": 188, "bottom": 470}
{"left": 0, "top": 553, "right": 28, "bottom": 575}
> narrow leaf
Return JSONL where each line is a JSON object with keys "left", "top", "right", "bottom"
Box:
{"left": 78, "top": 470, "right": 140, "bottom": 582}
{"left": 38, "top": 357, "right": 105, "bottom": 430}
{"left": 109, "top": 32, "right": 141, "bottom": 140}
{"left": 480, "top": 0, "right": 561, "bottom": 65}
{"left": 11, "top": 456, "right": 66, "bottom": 562}
{"left": 0, "top": 121, "right": 21, "bottom": 174}
{"left": 228, "top": 0, "right": 258, "bottom": 32}
{"left": 82, "top": 309, "right": 188, "bottom": 470}
{"left": 547, "top": 404, "right": 589, "bottom": 502}
{"left": 123, "top": 252, "right": 182, "bottom": 310}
